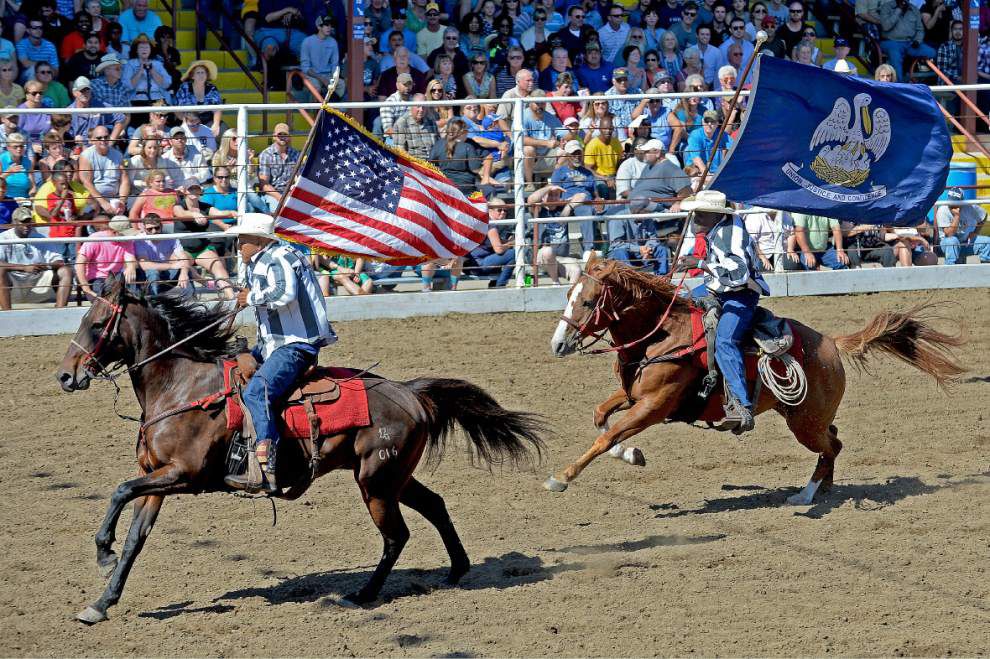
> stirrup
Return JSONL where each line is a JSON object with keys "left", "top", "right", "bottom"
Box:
{"left": 713, "top": 404, "right": 754, "bottom": 434}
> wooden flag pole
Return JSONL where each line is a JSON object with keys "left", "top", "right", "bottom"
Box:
{"left": 271, "top": 68, "right": 340, "bottom": 220}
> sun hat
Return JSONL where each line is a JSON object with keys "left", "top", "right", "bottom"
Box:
{"left": 226, "top": 213, "right": 276, "bottom": 239}
{"left": 681, "top": 189, "right": 734, "bottom": 214}
{"left": 95, "top": 53, "right": 122, "bottom": 74}
{"left": 182, "top": 59, "right": 218, "bottom": 82}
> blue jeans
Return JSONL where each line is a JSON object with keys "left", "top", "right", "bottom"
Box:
{"left": 880, "top": 40, "right": 936, "bottom": 83}
{"left": 803, "top": 248, "right": 851, "bottom": 270}
{"left": 474, "top": 249, "right": 516, "bottom": 286}
{"left": 255, "top": 26, "right": 307, "bottom": 57}
{"left": 140, "top": 268, "right": 191, "bottom": 296}
{"left": 609, "top": 246, "right": 670, "bottom": 275}
{"left": 714, "top": 289, "right": 759, "bottom": 410}
{"left": 242, "top": 343, "right": 319, "bottom": 446}
{"left": 940, "top": 235, "right": 990, "bottom": 265}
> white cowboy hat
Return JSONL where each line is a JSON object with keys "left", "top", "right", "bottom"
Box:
{"left": 681, "top": 189, "right": 734, "bottom": 214}
{"left": 226, "top": 213, "right": 277, "bottom": 239}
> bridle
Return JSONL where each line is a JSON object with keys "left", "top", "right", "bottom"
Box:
{"left": 71, "top": 296, "right": 125, "bottom": 378}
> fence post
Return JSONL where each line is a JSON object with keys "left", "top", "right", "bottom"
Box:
{"left": 512, "top": 96, "right": 526, "bottom": 288}
{"left": 236, "top": 105, "right": 248, "bottom": 217}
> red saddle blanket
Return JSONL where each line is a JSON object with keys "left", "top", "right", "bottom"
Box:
{"left": 687, "top": 307, "right": 805, "bottom": 379}
{"left": 223, "top": 362, "right": 371, "bottom": 438}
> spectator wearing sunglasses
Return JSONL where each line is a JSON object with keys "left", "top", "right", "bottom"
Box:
{"left": 553, "top": 5, "right": 599, "bottom": 62}
{"left": 427, "top": 27, "right": 469, "bottom": 78}
{"left": 670, "top": 2, "right": 700, "bottom": 49}
{"left": 16, "top": 19, "right": 59, "bottom": 83}
{"left": 718, "top": 18, "right": 755, "bottom": 63}
{"left": 780, "top": 2, "right": 808, "bottom": 56}
{"left": 17, "top": 81, "right": 52, "bottom": 149}
{"left": 598, "top": 5, "right": 631, "bottom": 62}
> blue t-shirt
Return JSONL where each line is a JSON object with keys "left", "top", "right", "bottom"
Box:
{"left": 550, "top": 165, "right": 595, "bottom": 198}
{"left": 685, "top": 130, "right": 732, "bottom": 172}
{"left": 575, "top": 63, "right": 614, "bottom": 93}
{"left": 201, "top": 186, "right": 238, "bottom": 218}
{"left": 522, "top": 109, "right": 563, "bottom": 141}
{"left": 0, "top": 198, "right": 17, "bottom": 226}
{"left": 135, "top": 238, "right": 180, "bottom": 263}
{"left": 0, "top": 152, "right": 32, "bottom": 198}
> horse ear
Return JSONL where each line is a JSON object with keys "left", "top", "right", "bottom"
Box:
{"left": 105, "top": 272, "right": 125, "bottom": 300}
{"left": 585, "top": 252, "right": 600, "bottom": 272}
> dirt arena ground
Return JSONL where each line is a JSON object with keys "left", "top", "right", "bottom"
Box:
{"left": 1, "top": 289, "right": 988, "bottom": 657}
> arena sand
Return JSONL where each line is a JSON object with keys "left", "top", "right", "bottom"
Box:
{"left": 1, "top": 289, "right": 988, "bottom": 657}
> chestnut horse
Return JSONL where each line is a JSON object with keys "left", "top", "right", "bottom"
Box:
{"left": 57, "top": 276, "right": 544, "bottom": 624}
{"left": 546, "top": 258, "right": 964, "bottom": 501}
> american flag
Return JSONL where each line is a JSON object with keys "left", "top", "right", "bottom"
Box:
{"left": 275, "top": 107, "right": 488, "bottom": 264}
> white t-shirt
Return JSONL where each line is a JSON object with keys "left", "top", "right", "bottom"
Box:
{"left": 0, "top": 228, "right": 62, "bottom": 265}
{"left": 744, "top": 208, "right": 794, "bottom": 260}
{"left": 935, "top": 204, "right": 986, "bottom": 241}
{"left": 616, "top": 156, "right": 648, "bottom": 199}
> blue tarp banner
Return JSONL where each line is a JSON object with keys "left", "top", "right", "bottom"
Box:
{"left": 710, "top": 56, "right": 951, "bottom": 224}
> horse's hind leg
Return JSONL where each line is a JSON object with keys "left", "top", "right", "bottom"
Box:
{"left": 348, "top": 494, "right": 410, "bottom": 605}
{"left": 77, "top": 495, "right": 164, "bottom": 624}
{"left": 784, "top": 416, "right": 843, "bottom": 506}
{"left": 400, "top": 478, "right": 470, "bottom": 585}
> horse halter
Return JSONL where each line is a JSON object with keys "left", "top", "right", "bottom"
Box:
{"left": 71, "top": 296, "right": 125, "bottom": 377}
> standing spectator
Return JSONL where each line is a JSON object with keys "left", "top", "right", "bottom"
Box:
{"left": 16, "top": 17, "right": 60, "bottom": 83}
{"left": 78, "top": 125, "right": 129, "bottom": 215}
{"left": 123, "top": 33, "right": 172, "bottom": 125}
{"left": 153, "top": 25, "right": 182, "bottom": 93}
{"left": 779, "top": 2, "right": 808, "bottom": 56}
{"left": 583, "top": 116, "right": 623, "bottom": 197}
{"left": 416, "top": 2, "right": 446, "bottom": 58}
{"left": 671, "top": 3, "right": 700, "bottom": 49}
{"left": 576, "top": 42, "right": 614, "bottom": 93}
{"left": 62, "top": 32, "right": 104, "bottom": 84}
{"left": 0, "top": 206, "right": 73, "bottom": 310}
{"left": 299, "top": 15, "right": 340, "bottom": 96}
{"left": 920, "top": 0, "right": 951, "bottom": 47}
{"left": 879, "top": 0, "right": 933, "bottom": 82}
{"left": 17, "top": 81, "right": 52, "bottom": 148}
{"left": 521, "top": 90, "right": 562, "bottom": 189}
{"left": 428, "top": 118, "right": 484, "bottom": 196}
{"left": 67, "top": 76, "right": 126, "bottom": 145}
{"left": 164, "top": 127, "right": 209, "bottom": 187}
{"left": 392, "top": 96, "right": 439, "bottom": 160}
{"left": 605, "top": 67, "right": 641, "bottom": 140}
{"left": 174, "top": 60, "right": 222, "bottom": 138}
{"left": 134, "top": 213, "right": 192, "bottom": 295}
{"left": 0, "top": 133, "right": 34, "bottom": 200}
{"left": 90, "top": 54, "right": 129, "bottom": 110}
{"left": 685, "top": 25, "right": 722, "bottom": 87}
{"left": 117, "top": 0, "right": 162, "bottom": 50}
{"left": 599, "top": 4, "right": 631, "bottom": 62}
{"left": 792, "top": 212, "right": 852, "bottom": 269}
{"left": 935, "top": 188, "right": 990, "bottom": 265}
{"left": 74, "top": 214, "right": 138, "bottom": 298}
{"left": 258, "top": 122, "right": 301, "bottom": 211}
{"left": 934, "top": 20, "right": 963, "bottom": 84}
{"left": 0, "top": 60, "right": 23, "bottom": 109}
{"left": 554, "top": 5, "right": 599, "bottom": 62}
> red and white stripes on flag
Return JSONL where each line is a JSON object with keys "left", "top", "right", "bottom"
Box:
{"left": 273, "top": 108, "right": 489, "bottom": 265}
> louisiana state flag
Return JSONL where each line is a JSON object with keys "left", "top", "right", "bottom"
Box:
{"left": 710, "top": 56, "right": 951, "bottom": 225}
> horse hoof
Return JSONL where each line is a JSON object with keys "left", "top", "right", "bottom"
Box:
{"left": 786, "top": 492, "right": 813, "bottom": 506}
{"left": 446, "top": 560, "right": 470, "bottom": 585}
{"left": 98, "top": 555, "right": 118, "bottom": 579}
{"left": 544, "top": 476, "right": 568, "bottom": 492}
{"left": 76, "top": 605, "right": 108, "bottom": 625}
{"left": 624, "top": 448, "right": 646, "bottom": 467}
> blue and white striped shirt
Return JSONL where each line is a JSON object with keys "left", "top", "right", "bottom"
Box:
{"left": 242, "top": 243, "right": 337, "bottom": 360}
{"left": 703, "top": 215, "right": 770, "bottom": 296}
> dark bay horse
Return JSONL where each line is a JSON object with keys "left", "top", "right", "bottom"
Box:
{"left": 546, "top": 258, "right": 964, "bottom": 501}
{"left": 57, "top": 276, "right": 544, "bottom": 624}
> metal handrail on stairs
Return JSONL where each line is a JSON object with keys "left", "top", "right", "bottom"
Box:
{"left": 284, "top": 70, "right": 324, "bottom": 129}
{"left": 194, "top": 0, "right": 270, "bottom": 134}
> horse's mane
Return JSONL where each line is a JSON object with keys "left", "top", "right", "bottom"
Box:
{"left": 143, "top": 294, "right": 240, "bottom": 362}
{"left": 599, "top": 260, "right": 692, "bottom": 309}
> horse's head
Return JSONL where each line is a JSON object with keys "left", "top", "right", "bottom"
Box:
{"left": 550, "top": 256, "right": 616, "bottom": 357}
{"left": 57, "top": 274, "right": 135, "bottom": 392}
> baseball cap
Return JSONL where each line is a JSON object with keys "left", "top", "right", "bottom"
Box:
{"left": 628, "top": 114, "right": 649, "bottom": 129}
{"left": 613, "top": 67, "right": 629, "bottom": 79}
{"left": 11, "top": 207, "right": 32, "bottom": 223}
{"left": 563, "top": 140, "right": 583, "bottom": 154}
{"left": 563, "top": 116, "right": 580, "bottom": 127}
{"left": 396, "top": 72, "right": 414, "bottom": 84}
{"left": 316, "top": 14, "right": 333, "bottom": 27}
{"left": 637, "top": 138, "right": 664, "bottom": 152}
{"left": 833, "top": 37, "right": 849, "bottom": 48}
{"left": 585, "top": 41, "right": 601, "bottom": 51}
{"left": 169, "top": 125, "right": 187, "bottom": 137}
{"left": 946, "top": 187, "right": 964, "bottom": 202}
{"left": 425, "top": 2, "right": 440, "bottom": 12}
{"left": 72, "top": 76, "right": 92, "bottom": 92}
{"left": 273, "top": 122, "right": 291, "bottom": 136}
{"left": 703, "top": 109, "right": 719, "bottom": 122}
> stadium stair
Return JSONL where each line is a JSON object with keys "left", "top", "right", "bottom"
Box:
{"left": 152, "top": 0, "right": 312, "bottom": 153}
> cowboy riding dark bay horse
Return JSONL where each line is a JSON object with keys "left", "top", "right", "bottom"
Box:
{"left": 56, "top": 221, "right": 545, "bottom": 624}
{"left": 545, "top": 200, "right": 964, "bottom": 501}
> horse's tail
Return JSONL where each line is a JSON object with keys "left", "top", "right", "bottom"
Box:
{"left": 832, "top": 303, "right": 966, "bottom": 387}
{"left": 405, "top": 377, "right": 546, "bottom": 469}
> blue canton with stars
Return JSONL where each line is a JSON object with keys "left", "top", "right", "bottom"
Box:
{"left": 303, "top": 111, "right": 406, "bottom": 214}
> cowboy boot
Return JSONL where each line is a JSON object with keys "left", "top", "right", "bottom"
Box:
{"left": 224, "top": 439, "right": 279, "bottom": 493}
{"left": 259, "top": 440, "right": 280, "bottom": 495}
{"left": 714, "top": 399, "right": 755, "bottom": 434}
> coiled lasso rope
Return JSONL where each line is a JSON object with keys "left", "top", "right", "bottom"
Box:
{"left": 757, "top": 353, "right": 808, "bottom": 406}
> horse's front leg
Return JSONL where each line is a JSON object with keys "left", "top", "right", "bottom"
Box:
{"left": 545, "top": 393, "right": 675, "bottom": 492}
{"left": 593, "top": 388, "right": 647, "bottom": 467}
{"left": 78, "top": 494, "right": 165, "bottom": 625}
{"left": 94, "top": 465, "right": 186, "bottom": 578}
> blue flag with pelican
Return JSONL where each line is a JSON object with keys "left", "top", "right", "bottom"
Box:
{"left": 710, "top": 56, "right": 951, "bottom": 225}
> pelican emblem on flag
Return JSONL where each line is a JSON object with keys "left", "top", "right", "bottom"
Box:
{"left": 808, "top": 93, "right": 891, "bottom": 188}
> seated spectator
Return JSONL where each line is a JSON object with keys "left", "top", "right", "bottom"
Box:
{"left": 199, "top": 166, "right": 239, "bottom": 226}
{"left": 621, "top": 45, "right": 647, "bottom": 89}
{"left": 179, "top": 112, "right": 217, "bottom": 153}
{"left": 759, "top": 17, "right": 788, "bottom": 58}
{"left": 258, "top": 122, "right": 300, "bottom": 212}
{"left": 607, "top": 211, "right": 669, "bottom": 275}
{"left": 667, "top": 88, "right": 703, "bottom": 163}
{"left": 465, "top": 197, "right": 516, "bottom": 287}
{"left": 164, "top": 127, "right": 209, "bottom": 187}
{"left": 35, "top": 62, "right": 69, "bottom": 109}
{"left": 380, "top": 72, "right": 414, "bottom": 142}
{"left": 0, "top": 114, "right": 19, "bottom": 150}
{"left": 463, "top": 54, "right": 496, "bottom": 99}
{"left": 62, "top": 32, "right": 104, "bottom": 85}
{"left": 744, "top": 206, "right": 801, "bottom": 272}
{"left": 105, "top": 21, "right": 126, "bottom": 58}
{"left": 118, "top": 0, "right": 162, "bottom": 50}
{"left": 519, "top": 7, "right": 550, "bottom": 53}
{"left": 538, "top": 46, "right": 574, "bottom": 92}
{"left": 134, "top": 213, "right": 192, "bottom": 296}
{"left": 379, "top": 31, "right": 430, "bottom": 74}
{"left": 548, "top": 72, "right": 581, "bottom": 123}
{"left": 152, "top": 25, "right": 181, "bottom": 93}
{"left": 553, "top": 5, "right": 599, "bottom": 62}
{"left": 583, "top": 116, "right": 623, "bottom": 197}
{"left": 579, "top": 94, "right": 612, "bottom": 141}
{"left": 428, "top": 26, "right": 468, "bottom": 77}
{"left": 496, "top": 68, "right": 535, "bottom": 132}
{"left": 599, "top": 4, "right": 631, "bottom": 62}
{"left": 36, "top": 1, "right": 72, "bottom": 46}
{"left": 129, "top": 168, "right": 179, "bottom": 224}
{"left": 550, "top": 139, "right": 599, "bottom": 253}
{"left": 879, "top": 0, "right": 932, "bottom": 81}
{"left": 0, "top": 178, "right": 19, "bottom": 225}
{"left": 17, "top": 80, "right": 52, "bottom": 147}
{"left": 686, "top": 109, "right": 732, "bottom": 176}
{"left": 521, "top": 90, "right": 563, "bottom": 189}
{"left": 68, "top": 76, "right": 127, "bottom": 145}
{"left": 16, "top": 17, "right": 59, "bottom": 83}
{"left": 823, "top": 37, "right": 859, "bottom": 74}
{"left": 841, "top": 222, "right": 900, "bottom": 268}
{"left": 778, "top": 2, "right": 807, "bottom": 55}
{"left": 856, "top": 0, "right": 884, "bottom": 42}
{"left": 174, "top": 60, "right": 222, "bottom": 137}
{"left": 60, "top": 12, "right": 102, "bottom": 62}
{"left": 792, "top": 212, "right": 852, "bottom": 269}
{"left": 494, "top": 46, "right": 527, "bottom": 98}
{"left": 0, "top": 32, "right": 13, "bottom": 63}
{"left": 874, "top": 63, "right": 898, "bottom": 82}
{"left": 672, "top": 2, "right": 701, "bottom": 48}
{"left": 44, "top": 168, "right": 85, "bottom": 256}
{"left": 126, "top": 102, "right": 169, "bottom": 155}
{"left": 32, "top": 159, "right": 88, "bottom": 237}
{"left": 616, "top": 136, "right": 650, "bottom": 199}
{"left": 90, "top": 54, "right": 129, "bottom": 111}
{"left": 466, "top": 101, "right": 512, "bottom": 188}
{"left": 935, "top": 187, "right": 990, "bottom": 265}
{"left": 428, "top": 118, "right": 484, "bottom": 196}
{"left": 0, "top": 60, "right": 24, "bottom": 108}
{"left": 486, "top": 15, "right": 520, "bottom": 71}
{"left": 123, "top": 33, "right": 173, "bottom": 120}
{"left": 0, "top": 206, "right": 73, "bottom": 310}
{"left": 211, "top": 130, "right": 270, "bottom": 214}
{"left": 128, "top": 136, "right": 181, "bottom": 193}
{"left": 170, "top": 183, "right": 234, "bottom": 299}
{"left": 255, "top": 3, "right": 308, "bottom": 62}
{"left": 392, "top": 96, "right": 439, "bottom": 161}
{"left": 626, "top": 138, "right": 693, "bottom": 216}
{"left": 429, "top": 57, "right": 460, "bottom": 105}
{"left": 605, "top": 67, "right": 641, "bottom": 140}
{"left": 299, "top": 15, "right": 340, "bottom": 98}
{"left": 378, "top": 47, "right": 428, "bottom": 98}
{"left": 1, "top": 133, "right": 35, "bottom": 200}
{"left": 75, "top": 214, "right": 138, "bottom": 298}
{"left": 792, "top": 41, "right": 820, "bottom": 67}
{"left": 313, "top": 254, "right": 374, "bottom": 296}
{"left": 78, "top": 125, "right": 129, "bottom": 215}
{"left": 527, "top": 184, "right": 580, "bottom": 285}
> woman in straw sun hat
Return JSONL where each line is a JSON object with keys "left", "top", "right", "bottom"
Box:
{"left": 176, "top": 59, "right": 223, "bottom": 137}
